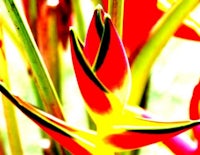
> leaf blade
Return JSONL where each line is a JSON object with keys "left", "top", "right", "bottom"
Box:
{"left": 0, "top": 83, "right": 95, "bottom": 155}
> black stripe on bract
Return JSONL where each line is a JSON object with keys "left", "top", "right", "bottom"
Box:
{"left": 95, "top": 9, "right": 104, "bottom": 39}
{"left": 70, "top": 29, "right": 107, "bottom": 92}
{"left": 94, "top": 17, "right": 110, "bottom": 71}
{"left": 0, "top": 84, "right": 72, "bottom": 138}
{"left": 129, "top": 122, "right": 200, "bottom": 134}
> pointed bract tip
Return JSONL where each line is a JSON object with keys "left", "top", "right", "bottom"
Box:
{"left": 104, "top": 13, "right": 111, "bottom": 20}
{"left": 95, "top": 4, "right": 103, "bottom": 11}
{"left": 69, "top": 26, "right": 75, "bottom": 32}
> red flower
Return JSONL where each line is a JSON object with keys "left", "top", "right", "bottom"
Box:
{"left": 69, "top": 6, "right": 200, "bottom": 152}
{"left": 70, "top": 6, "right": 131, "bottom": 115}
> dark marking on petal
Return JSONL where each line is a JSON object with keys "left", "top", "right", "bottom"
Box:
{"left": 95, "top": 9, "right": 104, "bottom": 39}
{"left": 94, "top": 17, "right": 110, "bottom": 71}
{"left": 105, "top": 121, "right": 200, "bottom": 150}
{"left": 70, "top": 29, "right": 107, "bottom": 92}
{"left": 27, "top": 67, "right": 33, "bottom": 76}
{"left": 129, "top": 121, "right": 200, "bottom": 134}
{"left": 0, "top": 83, "right": 92, "bottom": 154}
{"left": 0, "top": 84, "right": 71, "bottom": 138}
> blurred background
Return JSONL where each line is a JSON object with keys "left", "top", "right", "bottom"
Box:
{"left": 1, "top": 0, "right": 200, "bottom": 154}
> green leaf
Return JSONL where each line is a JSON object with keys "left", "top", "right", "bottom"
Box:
{"left": 2, "top": 0, "right": 64, "bottom": 118}
{"left": 0, "top": 22, "right": 23, "bottom": 155}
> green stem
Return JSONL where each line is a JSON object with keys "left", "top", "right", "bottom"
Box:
{"left": 2, "top": 0, "right": 64, "bottom": 119}
{"left": 1, "top": 3, "right": 67, "bottom": 154}
{"left": 108, "top": 0, "right": 124, "bottom": 38}
{"left": 128, "top": 0, "right": 199, "bottom": 106}
{"left": 0, "top": 21, "right": 23, "bottom": 155}
{"left": 72, "top": 0, "right": 86, "bottom": 41}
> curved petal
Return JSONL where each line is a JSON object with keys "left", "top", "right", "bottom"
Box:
{"left": 95, "top": 16, "right": 131, "bottom": 103}
{"left": 0, "top": 83, "right": 95, "bottom": 155}
{"left": 175, "top": 25, "right": 200, "bottom": 41}
{"left": 84, "top": 5, "right": 131, "bottom": 104}
{"left": 84, "top": 5, "right": 104, "bottom": 66}
{"left": 70, "top": 28, "right": 125, "bottom": 122}
{"left": 70, "top": 28, "right": 112, "bottom": 115}
{"left": 190, "top": 81, "right": 200, "bottom": 120}
{"left": 105, "top": 120, "right": 200, "bottom": 151}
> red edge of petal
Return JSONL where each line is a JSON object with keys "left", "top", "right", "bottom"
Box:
{"left": 190, "top": 81, "right": 200, "bottom": 120}
{"left": 84, "top": 6, "right": 104, "bottom": 66}
{"left": 70, "top": 28, "right": 112, "bottom": 114}
{"left": 189, "top": 81, "right": 200, "bottom": 140}
{"left": 105, "top": 123, "right": 199, "bottom": 150}
{"left": 95, "top": 17, "right": 130, "bottom": 93}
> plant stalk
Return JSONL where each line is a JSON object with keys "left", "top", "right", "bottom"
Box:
{"left": 72, "top": 0, "right": 86, "bottom": 41}
{"left": 0, "top": 19, "right": 23, "bottom": 155}
{"left": 128, "top": 0, "right": 200, "bottom": 106}
{"left": 2, "top": 0, "right": 64, "bottom": 119}
{"left": 108, "top": 0, "right": 124, "bottom": 38}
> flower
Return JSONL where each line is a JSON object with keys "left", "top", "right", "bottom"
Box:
{"left": 69, "top": 5, "right": 200, "bottom": 153}
{"left": 70, "top": 5, "right": 131, "bottom": 116}
{"left": 1, "top": 4, "right": 200, "bottom": 155}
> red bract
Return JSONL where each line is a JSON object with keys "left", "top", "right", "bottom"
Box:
{"left": 190, "top": 81, "right": 200, "bottom": 120}
{"left": 106, "top": 125, "right": 197, "bottom": 150}
{"left": 69, "top": 6, "right": 200, "bottom": 152}
{"left": 70, "top": 6, "right": 131, "bottom": 115}
{"left": 84, "top": 7, "right": 131, "bottom": 99}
